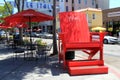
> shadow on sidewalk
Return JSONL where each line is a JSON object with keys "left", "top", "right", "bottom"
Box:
{"left": 0, "top": 52, "right": 67, "bottom": 80}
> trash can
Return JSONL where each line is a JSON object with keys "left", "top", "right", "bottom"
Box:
{"left": 65, "top": 51, "right": 75, "bottom": 60}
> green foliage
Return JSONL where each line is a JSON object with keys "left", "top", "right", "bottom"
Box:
{"left": 35, "top": 39, "right": 47, "bottom": 46}
{"left": 23, "top": 39, "right": 30, "bottom": 44}
{"left": 0, "top": 2, "right": 13, "bottom": 18}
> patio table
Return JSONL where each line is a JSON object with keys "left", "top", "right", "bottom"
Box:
{"left": 24, "top": 43, "right": 38, "bottom": 60}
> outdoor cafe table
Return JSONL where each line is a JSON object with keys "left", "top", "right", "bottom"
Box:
{"left": 24, "top": 43, "right": 38, "bottom": 60}
{"left": 24, "top": 43, "right": 47, "bottom": 60}
{"left": 36, "top": 45, "right": 48, "bottom": 60}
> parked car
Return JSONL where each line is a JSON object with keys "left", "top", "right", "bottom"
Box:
{"left": 103, "top": 35, "right": 118, "bottom": 44}
{"left": 23, "top": 32, "right": 40, "bottom": 37}
{"left": 39, "top": 32, "right": 53, "bottom": 39}
{"left": 0, "top": 30, "right": 6, "bottom": 37}
{"left": 92, "top": 34, "right": 118, "bottom": 44}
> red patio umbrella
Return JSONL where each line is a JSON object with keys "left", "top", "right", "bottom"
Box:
{"left": 0, "top": 22, "right": 12, "bottom": 29}
{"left": 4, "top": 9, "right": 53, "bottom": 49}
{"left": 0, "top": 22, "right": 12, "bottom": 44}
{"left": 5, "top": 9, "right": 53, "bottom": 22}
{"left": 10, "top": 22, "right": 28, "bottom": 28}
{"left": 4, "top": 9, "right": 53, "bottom": 35}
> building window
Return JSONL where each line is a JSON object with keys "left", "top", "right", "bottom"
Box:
{"left": 92, "top": 13, "right": 96, "bottom": 19}
{"left": 57, "top": 0, "right": 59, "bottom": 1}
{"left": 72, "top": 0, "right": 74, "bottom": 3}
{"left": 49, "top": 10, "right": 52, "bottom": 12}
{"left": 66, "top": 0, "right": 68, "bottom": 2}
{"left": 61, "top": 0, "right": 63, "bottom": 2}
{"left": 72, "top": 7, "right": 74, "bottom": 11}
{"left": 66, "top": 6, "right": 68, "bottom": 11}
{"left": 92, "top": 0, "right": 94, "bottom": 6}
{"left": 84, "top": 0, "right": 87, "bottom": 5}
{"left": 78, "top": 0, "right": 81, "bottom": 4}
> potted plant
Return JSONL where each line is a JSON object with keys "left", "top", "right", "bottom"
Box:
{"left": 35, "top": 39, "right": 47, "bottom": 46}
{"left": 35, "top": 39, "right": 47, "bottom": 51}
{"left": 23, "top": 38, "right": 30, "bottom": 45}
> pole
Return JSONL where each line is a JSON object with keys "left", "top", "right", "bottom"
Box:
{"left": 29, "top": 16, "right": 32, "bottom": 49}
{"left": 50, "top": 0, "right": 58, "bottom": 56}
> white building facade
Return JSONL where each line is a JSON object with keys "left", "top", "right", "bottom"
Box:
{"left": 7, "top": 0, "right": 109, "bottom": 33}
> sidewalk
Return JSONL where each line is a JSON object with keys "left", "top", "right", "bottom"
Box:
{"left": 0, "top": 43, "right": 120, "bottom": 80}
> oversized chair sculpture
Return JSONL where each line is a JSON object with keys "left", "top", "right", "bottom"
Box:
{"left": 58, "top": 11, "right": 108, "bottom": 75}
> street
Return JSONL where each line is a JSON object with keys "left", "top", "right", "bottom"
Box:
{"left": 104, "top": 44, "right": 120, "bottom": 72}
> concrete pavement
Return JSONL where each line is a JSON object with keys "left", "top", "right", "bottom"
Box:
{"left": 0, "top": 43, "right": 120, "bottom": 80}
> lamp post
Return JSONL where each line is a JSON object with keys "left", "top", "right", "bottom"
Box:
{"left": 50, "top": 0, "right": 58, "bottom": 56}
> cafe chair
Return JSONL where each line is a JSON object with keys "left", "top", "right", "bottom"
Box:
{"left": 45, "top": 43, "right": 53, "bottom": 54}
{"left": 13, "top": 48, "right": 25, "bottom": 60}
{"left": 58, "top": 11, "right": 108, "bottom": 75}
{"left": 37, "top": 43, "right": 52, "bottom": 61}
{"left": 24, "top": 44, "right": 38, "bottom": 60}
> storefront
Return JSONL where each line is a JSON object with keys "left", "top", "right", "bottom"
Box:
{"left": 103, "top": 7, "right": 120, "bottom": 37}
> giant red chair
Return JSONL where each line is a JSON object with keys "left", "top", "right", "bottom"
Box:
{"left": 58, "top": 11, "right": 108, "bottom": 75}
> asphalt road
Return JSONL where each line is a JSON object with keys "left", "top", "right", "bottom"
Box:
{"left": 104, "top": 44, "right": 120, "bottom": 71}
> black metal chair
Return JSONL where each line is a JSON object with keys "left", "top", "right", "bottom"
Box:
{"left": 45, "top": 43, "right": 53, "bottom": 54}
{"left": 24, "top": 43, "right": 38, "bottom": 60}
{"left": 13, "top": 48, "right": 25, "bottom": 60}
{"left": 37, "top": 43, "right": 53, "bottom": 61}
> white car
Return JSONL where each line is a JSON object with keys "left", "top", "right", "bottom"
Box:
{"left": 103, "top": 35, "right": 118, "bottom": 44}
{"left": 39, "top": 32, "right": 53, "bottom": 39}
{"left": 92, "top": 35, "right": 118, "bottom": 44}
{"left": 0, "top": 30, "right": 6, "bottom": 37}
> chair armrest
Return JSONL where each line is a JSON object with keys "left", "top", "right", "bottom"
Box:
{"left": 90, "top": 32, "right": 107, "bottom": 43}
{"left": 58, "top": 33, "right": 66, "bottom": 53}
{"left": 58, "top": 33, "right": 64, "bottom": 40}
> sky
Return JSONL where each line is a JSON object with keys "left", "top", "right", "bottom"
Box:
{"left": 0, "top": 0, "right": 120, "bottom": 9}
{"left": 110, "top": 0, "right": 120, "bottom": 8}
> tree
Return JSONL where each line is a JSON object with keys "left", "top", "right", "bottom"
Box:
{"left": 4, "top": 0, "right": 24, "bottom": 36}
{"left": 51, "top": 0, "right": 58, "bottom": 55}
{"left": 0, "top": 3, "right": 12, "bottom": 18}
{"left": 32, "top": 0, "right": 58, "bottom": 55}
{"left": 0, "top": 2, "right": 13, "bottom": 44}
{"left": 14, "top": 0, "right": 25, "bottom": 43}
{"left": 4, "top": 0, "right": 25, "bottom": 43}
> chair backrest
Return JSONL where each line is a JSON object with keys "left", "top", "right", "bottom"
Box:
{"left": 59, "top": 11, "right": 90, "bottom": 43}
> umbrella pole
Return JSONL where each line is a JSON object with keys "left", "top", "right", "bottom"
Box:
{"left": 29, "top": 16, "right": 32, "bottom": 46}
{"left": 29, "top": 16, "right": 33, "bottom": 58}
{"left": 5, "top": 29, "right": 9, "bottom": 45}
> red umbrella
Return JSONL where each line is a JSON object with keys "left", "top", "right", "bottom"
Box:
{"left": 4, "top": 9, "right": 53, "bottom": 49}
{"left": 0, "top": 21, "right": 27, "bottom": 29}
{"left": 0, "top": 22, "right": 12, "bottom": 29}
{"left": 5, "top": 9, "right": 53, "bottom": 23}
{"left": 10, "top": 22, "right": 28, "bottom": 28}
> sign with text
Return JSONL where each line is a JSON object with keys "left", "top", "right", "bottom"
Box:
{"left": 8, "top": 1, "right": 52, "bottom": 10}
{"left": 108, "top": 11, "right": 120, "bottom": 17}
